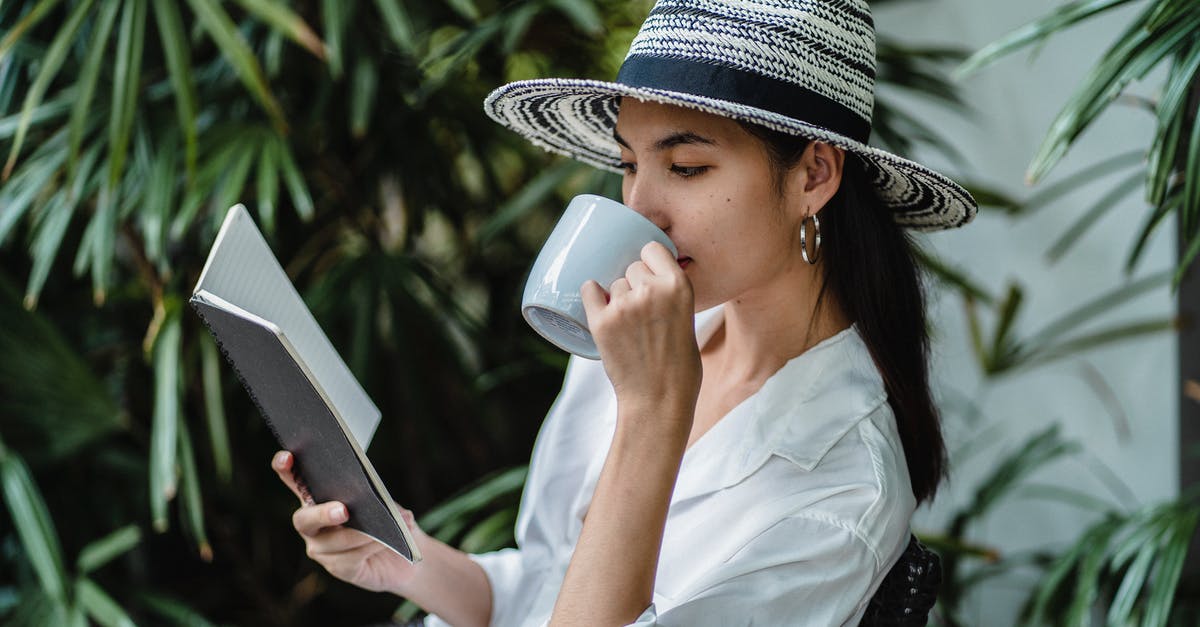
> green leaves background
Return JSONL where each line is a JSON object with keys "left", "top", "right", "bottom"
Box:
{"left": 0, "top": 1, "right": 648, "bottom": 623}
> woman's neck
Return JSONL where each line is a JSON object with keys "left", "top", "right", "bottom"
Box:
{"left": 701, "top": 274, "right": 851, "bottom": 387}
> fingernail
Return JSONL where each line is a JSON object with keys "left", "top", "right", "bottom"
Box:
{"left": 331, "top": 504, "right": 347, "bottom": 523}
{"left": 273, "top": 451, "right": 287, "bottom": 468}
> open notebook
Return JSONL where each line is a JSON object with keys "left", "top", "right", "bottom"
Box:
{"left": 191, "top": 204, "right": 421, "bottom": 563}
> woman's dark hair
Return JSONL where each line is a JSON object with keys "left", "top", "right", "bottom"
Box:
{"left": 738, "top": 121, "right": 947, "bottom": 504}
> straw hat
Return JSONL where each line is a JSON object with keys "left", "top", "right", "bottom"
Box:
{"left": 484, "top": 0, "right": 977, "bottom": 231}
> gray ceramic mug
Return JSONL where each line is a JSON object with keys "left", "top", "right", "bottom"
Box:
{"left": 522, "top": 194, "right": 678, "bottom": 359}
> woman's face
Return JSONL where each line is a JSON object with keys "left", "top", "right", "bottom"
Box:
{"left": 614, "top": 99, "right": 828, "bottom": 312}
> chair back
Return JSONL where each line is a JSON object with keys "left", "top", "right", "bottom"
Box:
{"left": 859, "top": 534, "right": 941, "bottom": 626}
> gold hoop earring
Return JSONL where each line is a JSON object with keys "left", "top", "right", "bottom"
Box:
{"left": 800, "top": 213, "right": 821, "bottom": 265}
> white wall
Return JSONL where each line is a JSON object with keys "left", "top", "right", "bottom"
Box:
{"left": 872, "top": 0, "right": 1179, "bottom": 624}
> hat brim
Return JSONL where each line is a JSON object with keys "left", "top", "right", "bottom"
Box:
{"left": 484, "top": 78, "right": 977, "bottom": 232}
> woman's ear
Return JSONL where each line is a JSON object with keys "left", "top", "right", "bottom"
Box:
{"left": 786, "top": 142, "right": 845, "bottom": 216}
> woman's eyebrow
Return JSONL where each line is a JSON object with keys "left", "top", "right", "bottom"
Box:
{"left": 613, "top": 130, "right": 717, "bottom": 152}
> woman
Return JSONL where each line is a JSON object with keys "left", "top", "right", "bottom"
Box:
{"left": 274, "top": 0, "right": 977, "bottom": 625}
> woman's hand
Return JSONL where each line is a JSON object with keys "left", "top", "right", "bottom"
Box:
{"left": 272, "top": 450, "right": 426, "bottom": 594}
{"left": 581, "top": 241, "right": 702, "bottom": 430}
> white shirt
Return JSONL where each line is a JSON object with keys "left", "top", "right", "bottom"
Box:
{"left": 425, "top": 305, "right": 917, "bottom": 626}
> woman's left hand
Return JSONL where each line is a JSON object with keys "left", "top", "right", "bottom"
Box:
{"left": 581, "top": 241, "right": 702, "bottom": 431}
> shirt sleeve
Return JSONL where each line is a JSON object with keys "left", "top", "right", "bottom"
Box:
{"left": 535, "top": 514, "right": 889, "bottom": 627}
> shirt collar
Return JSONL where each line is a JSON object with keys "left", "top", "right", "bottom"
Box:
{"left": 672, "top": 305, "right": 889, "bottom": 503}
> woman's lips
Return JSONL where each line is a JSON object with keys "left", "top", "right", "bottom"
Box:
{"left": 678, "top": 257, "right": 692, "bottom": 269}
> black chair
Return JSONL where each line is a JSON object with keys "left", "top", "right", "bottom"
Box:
{"left": 859, "top": 534, "right": 942, "bottom": 626}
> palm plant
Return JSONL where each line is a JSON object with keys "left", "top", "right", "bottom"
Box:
{"left": 0, "top": 0, "right": 646, "bottom": 624}
{"left": 958, "top": 0, "right": 1200, "bottom": 288}
{"left": 916, "top": 265, "right": 1177, "bottom": 625}
{"left": 953, "top": 0, "right": 1200, "bottom": 623}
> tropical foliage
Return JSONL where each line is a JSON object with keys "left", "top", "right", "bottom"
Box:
{"left": 959, "top": 0, "right": 1200, "bottom": 289}
{"left": 0, "top": 0, "right": 644, "bottom": 623}
{"left": 953, "top": 0, "right": 1200, "bottom": 623}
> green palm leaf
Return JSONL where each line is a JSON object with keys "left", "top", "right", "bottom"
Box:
{"left": 109, "top": 0, "right": 147, "bottom": 187}
{"left": 199, "top": 335, "right": 232, "bottom": 485}
{"left": 66, "top": 0, "right": 119, "bottom": 172}
{"left": 75, "top": 578, "right": 135, "bottom": 627}
{"left": 24, "top": 188, "right": 74, "bottom": 309}
{"left": 962, "top": 0, "right": 1200, "bottom": 291}
{"left": 149, "top": 302, "right": 182, "bottom": 532}
{"left": 372, "top": 0, "right": 418, "bottom": 55}
{"left": 0, "top": 91, "right": 72, "bottom": 140}
{"left": 956, "top": 0, "right": 1138, "bottom": 78}
{"left": 0, "top": 128, "right": 69, "bottom": 246}
{"left": 137, "top": 593, "right": 217, "bottom": 627}
{"left": 418, "top": 465, "right": 527, "bottom": 535}
{"left": 1026, "top": 500, "right": 1200, "bottom": 627}
{"left": 1027, "top": 7, "right": 1200, "bottom": 185}
{"left": 176, "top": 416, "right": 211, "bottom": 561}
{"left": 76, "top": 525, "right": 141, "bottom": 575}
{"left": 0, "top": 274, "right": 123, "bottom": 462}
{"left": 234, "top": 0, "right": 326, "bottom": 60}
{"left": 0, "top": 0, "right": 64, "bottom": 60}
{"left": 151, "top": 0, "right": 199, "bottom": 178}
{"left": 2, "top": 0, "right": 93, "bottom": 179}
{"left": 320, "top": 0, "right": 350, "bottom": 78}
{"left": 1044, "top": 169, "right": 1143, "bottom": 263}
{"left": 0, "top": 437, "right": 68, "bottom": 603}
{"left": 184, "top": 0, "right": 287, "bottom": 131}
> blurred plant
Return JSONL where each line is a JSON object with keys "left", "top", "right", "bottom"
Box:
{"left": 1021, "top": 494, "right": 1200, "bottom": 627}
{"left": 920, "top": 424, "right": 1087, "bottom": 626}
{"left": 958, "top": 0, "right": 1200, "bottom": 289}
{"left": 0, "top": 0, "right": 649, "bottom": 624}
{"left": 392, "top": 466, "right": 527, "bottom": 623}
{"left": 962, "top": 270, "right": 1176, "bottom": 379}
{"left": 0, "top": 275, "right": 214, "bottom": 626}
{"left": 953, "top": 0, "right": 1200, "bottom": 623}
{"left": 912, "top": 260, "right": 1177, "bottom": 625}
{"left": 1, "top": 433, "right": 150, "bottom": 627}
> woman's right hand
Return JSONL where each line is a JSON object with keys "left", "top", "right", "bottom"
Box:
{"left": 272, "top": 450, "right": 426, "bottom": 594}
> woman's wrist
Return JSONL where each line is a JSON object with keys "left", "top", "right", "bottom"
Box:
{"left": 611, "top": 404, "right": 692, "bottom": 466}
{"left": 615, "top": 395, "right": 695, "bottom": 436}
{"left": 391, "top": 533, "right": 493, "bottom": 627}
{"left": 390, "top": 530, "right": 433, "bottom": 598}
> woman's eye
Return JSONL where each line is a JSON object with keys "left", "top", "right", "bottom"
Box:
{"left": 618, "top": 161, "right": 637, "bottom": 174}
{"left": 671, "top": 164, "right": 709, "bottom": 178}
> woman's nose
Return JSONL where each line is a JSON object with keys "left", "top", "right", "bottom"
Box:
{"left": 624, "top": 179, "right": 670, "bottom": 234}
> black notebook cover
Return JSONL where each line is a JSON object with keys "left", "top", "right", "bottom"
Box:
{"left": 192, "top": 298, "right": 415, "bottom": 562}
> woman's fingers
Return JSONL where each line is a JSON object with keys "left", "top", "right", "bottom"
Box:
{"left": 305, "top": 526, "right": 375, "bottom": 558}
{"left": 272, "top": 451, "right": 311, "bottom": 505}
{"left": 581, "top": 279, "right": 609, "bottom": 321}
{"left": 608, "top": 276, "right": 632, "bottom": 299}
{"left": 293, "top": 501, "right": 349, "bottom": 538}
{"left": 624, "top": 260, "right": 653, "bottom": 289}
{"left": 640, "top": 241, "right": 681, "bottom": 276}
{"left": 396, "top": 506, "right": 421, "bottom": 536}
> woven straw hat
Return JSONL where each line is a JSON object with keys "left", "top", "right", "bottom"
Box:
{"left": 484, "top": 0, "right": 977, "bottom": 231}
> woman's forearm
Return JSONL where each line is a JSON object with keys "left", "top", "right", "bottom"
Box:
{"left": 395, "top": 533, "right": 494, "bottom": 627}
{"left": 549, "top": 402, "right": 691, "bottom": 626}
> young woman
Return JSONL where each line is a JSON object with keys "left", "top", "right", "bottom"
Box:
{"left": 273, "top": 0, "right": 977, "bottom": 625}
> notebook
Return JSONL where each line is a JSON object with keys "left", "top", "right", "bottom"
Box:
{"left": 191, "top": 204, "right": 421, "bottom": 563}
